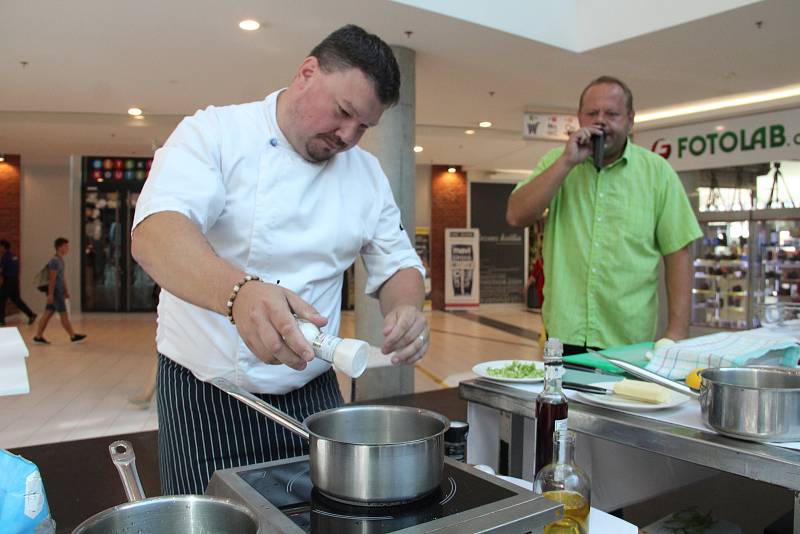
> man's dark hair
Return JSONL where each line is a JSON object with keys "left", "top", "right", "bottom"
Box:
{"left": 579, "top": 75, "right": 634, "bottom": 115}
{"left": 0, "top": 239, "right": 9, "bottom": 250}
{"left": 54, "top": 237, "right": 69, "bottom": 249}
{"left": 310, "top": 24, "right": 401, "bottom": 106}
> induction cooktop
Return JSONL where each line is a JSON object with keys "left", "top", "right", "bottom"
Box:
{"left": 207, "top": 455, "right": 561, "bottom": 533}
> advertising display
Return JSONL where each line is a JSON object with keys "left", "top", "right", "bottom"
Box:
{"left": 635, "top": 107, "right": 800, "bottom": 171}
{"left": 470, "top": 182, "right": 526, "bottom": 304}
{"left": 445, "top": 228, "right": 480, "bottom": 310}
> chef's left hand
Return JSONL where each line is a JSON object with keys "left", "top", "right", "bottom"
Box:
{"left": 382, "top": 304, "right": 428, "bottom": 364}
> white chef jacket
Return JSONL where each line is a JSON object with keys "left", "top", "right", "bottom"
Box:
{"left": 132, "top": 90, "right": 424, "bottom": 394}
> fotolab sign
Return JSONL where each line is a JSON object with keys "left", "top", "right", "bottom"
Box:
{"left": 634, "top": 107, "right": 800, "bottom": 171}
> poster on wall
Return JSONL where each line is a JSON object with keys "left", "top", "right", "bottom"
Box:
{"left": 470, "top": 182, "right": 526, "bottom": 304}
{"left": 415, "top": 227, "right": 432, "bottom": 311}
{"left": 445, "top": 228, "right": 480, "bottom": 310}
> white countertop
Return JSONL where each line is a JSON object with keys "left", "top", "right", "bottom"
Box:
{"left": 0, "top": 327, "right": 30, "bottom": 396}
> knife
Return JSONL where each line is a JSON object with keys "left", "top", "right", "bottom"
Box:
{"left": 562, "top": 382, "right": 613, "bottom": 395}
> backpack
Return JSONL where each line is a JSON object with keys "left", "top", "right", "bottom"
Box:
{"left": 34, "top": 264, "right": 50, "bottom": 293}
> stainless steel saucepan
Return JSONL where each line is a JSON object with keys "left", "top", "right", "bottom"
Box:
{"left": 73, "top": 440, "right": 258, "bottom": 533}
{"left": 211, "top": 377, "right": 450, "bottom": 505}
{"left": 596, "top": 354, "right": 800, "bottom": 443}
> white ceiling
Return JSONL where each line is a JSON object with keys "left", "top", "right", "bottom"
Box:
{"left": 1, "top": 0, "right": 799, "bottom": 171}
{"left": 392, "top": 0, "right": 761, "bottom": 52}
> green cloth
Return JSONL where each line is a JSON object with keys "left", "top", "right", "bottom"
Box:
{"left": 515, "top": 140, "right": 701, "bottom": 348}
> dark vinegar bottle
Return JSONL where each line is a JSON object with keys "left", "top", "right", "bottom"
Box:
{"left": 534, "top": 338, "right": 568, "bottom": 476}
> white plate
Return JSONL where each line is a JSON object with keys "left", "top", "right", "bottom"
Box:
{"left": 573, "top": 381, "right": 690, "bottom": 411}
{"left": 472, "top": 360, "right": 545, "bottom": 383}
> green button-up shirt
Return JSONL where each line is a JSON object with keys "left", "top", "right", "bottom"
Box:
{"left": 515, "top": 140, "right": 701, "bottom": 348}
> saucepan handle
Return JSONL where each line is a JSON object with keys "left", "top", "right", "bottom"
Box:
{"left": 586, "top": 348, "right": 700, "bottom": 399}
{"left": 109, "top": 440, "right": 146, "bottom": 502}
{"left": 210, "top": 377, "right": 310, "bottom": 440}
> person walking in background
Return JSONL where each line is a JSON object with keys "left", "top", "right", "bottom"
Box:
{"left": 0, "top": 239, "right": 37, "bottom": 326}
{"left": 33, "top": 237, "right": 86, "bottom": 344}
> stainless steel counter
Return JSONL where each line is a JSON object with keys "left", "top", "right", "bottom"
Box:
{"left": 460, "top": 378, "right": 800, "bottom": 533}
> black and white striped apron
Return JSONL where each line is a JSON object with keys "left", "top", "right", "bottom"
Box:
{"left": 156, "top": 352, "right": 344, "bottom": 495}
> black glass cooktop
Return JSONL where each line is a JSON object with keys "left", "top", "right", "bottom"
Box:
{"left": 238, "top": 458, "right": 517, "bottom": 533}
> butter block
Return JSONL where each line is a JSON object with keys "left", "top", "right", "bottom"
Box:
{"left": 612, "top": 379, "right": 671, "bottom": 404}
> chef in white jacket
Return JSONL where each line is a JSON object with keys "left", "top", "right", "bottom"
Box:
{"left": 131, "top": 24, "right": 427, "bottom": 495}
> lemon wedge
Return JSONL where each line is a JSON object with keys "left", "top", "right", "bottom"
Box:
{"left": 685, "top": 368, "right": 703, "bottom": 390}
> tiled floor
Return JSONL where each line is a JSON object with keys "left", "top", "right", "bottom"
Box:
{"left": 0, "top": 304, "right": 542, "bottom": 449}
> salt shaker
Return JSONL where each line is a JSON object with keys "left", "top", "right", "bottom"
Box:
{"left": 296, "top": 319, "right": 368, "bottom": 378}
{"left": 444, "top": 421, "right": 469, "bottom": 462}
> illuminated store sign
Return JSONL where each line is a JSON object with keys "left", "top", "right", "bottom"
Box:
{"left": 635, "top": 107, "right": 800, "bottom": 171}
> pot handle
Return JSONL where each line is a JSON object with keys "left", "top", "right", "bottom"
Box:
{"left": 109, "top": 440, "right": 146, "bottom": 502}
{"left": 586, "top": 349, "right": 700, "bottom": 399}
{"left": 210, "top": 377, "right": 310, "bottom": 440}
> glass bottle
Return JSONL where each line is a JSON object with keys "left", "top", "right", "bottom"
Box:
{"left": 534, "top": 338, "right": 568, "bottom": 476}
{"left": 534, "top": 430, "right": 591, "bottom": 534}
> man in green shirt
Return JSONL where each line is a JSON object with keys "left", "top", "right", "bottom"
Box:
{"left": 507, "top": 76, "right": 701, "bottom": 354}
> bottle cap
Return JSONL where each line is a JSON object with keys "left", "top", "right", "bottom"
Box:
{"left": 444, "top": 420, "right": 469, "bottom": 443}
{"left": 332, "top": 338, "right": 368, "bottom": 378}
{"left": 544, "top": 338, "right": 563, "bottom": 360}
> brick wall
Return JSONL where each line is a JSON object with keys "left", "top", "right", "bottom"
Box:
{"left": 0, "top": 155, "right": 21, "bottom": 252}
{"left": 0, "top": 154, "right": 22, "bottom": 317}
{"left": 430, "top": 165, "right": 466, "bottom": 310}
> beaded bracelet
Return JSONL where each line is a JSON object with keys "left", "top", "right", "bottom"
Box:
{"left": 226, "top": 275, "right": 261, "bottom": 324}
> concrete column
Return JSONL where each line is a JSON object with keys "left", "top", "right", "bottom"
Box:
{"left": 351, "top": 45, "right": 416, "bottom": 401}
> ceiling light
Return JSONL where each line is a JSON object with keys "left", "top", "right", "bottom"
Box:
{"left": 413, "top": 146, "right": 424, "bottom": 153}
{"left": 448, "top": 167, "right": 456, "bottom": 173}
{"left": 635, "top": 83, "right": 800, "bottom": 123}
{"left": 715, "top": 125, "right": 725, "bottom": 132}
{"left": 128, "top": 107, "right": 143, "bottom": 116}
{"left": 133, "top": 115, "right": 145, "bottom": 121}
{"left": 478, "top": 121, "right": 492, "bottom": 128}
{"left": 239, "top": 19, "right": 260, "bottom": 31}
{"left": 465, "top": 129, "right": 475, "bottom": 135}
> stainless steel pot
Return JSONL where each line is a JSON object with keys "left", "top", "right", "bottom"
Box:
{"left": 601, "top": 356, "right": 800, "bottom": 443}
{"left": 72, "top": 441, "right": 258, "bottom": 534}
{"left": 211, "top": 377, "right": 450, "bottom": 505}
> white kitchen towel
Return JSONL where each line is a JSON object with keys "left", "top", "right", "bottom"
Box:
{"left": 644, "top": 328, "right": 800, "bottom": 380}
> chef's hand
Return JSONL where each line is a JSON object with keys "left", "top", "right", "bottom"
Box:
{"left": 562, "top": 125, "right": 605, "bottom": 167}
{"left": 232, "top": 281, "right": 327, "bottom": 371}
{"left": 382, "top": 304, "right": 428, "bottom": 365}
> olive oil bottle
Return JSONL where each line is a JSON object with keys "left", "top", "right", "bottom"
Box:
{"left": 534, "top": 430, "right": 591, "bottom": 534}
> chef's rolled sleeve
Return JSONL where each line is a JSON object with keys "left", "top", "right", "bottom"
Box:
{"left": 361, "top": 179, "right": 424, "bottom": 297}
{"left": 132, "top": 108, "right": 226, "bottom": 234}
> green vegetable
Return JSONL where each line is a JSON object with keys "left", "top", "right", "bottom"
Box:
{"left": 486, "top": 361, "right": 544, "bottom": 379}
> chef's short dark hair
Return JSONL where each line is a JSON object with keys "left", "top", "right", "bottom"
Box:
{"left": 579, "top": 75, "right": 634, "bottom": 115}
{"left": 310, "top": 24, "right": 401, "bottom": 106}
{"left": 54, "top": 237, "right": 69, "bottom": 249}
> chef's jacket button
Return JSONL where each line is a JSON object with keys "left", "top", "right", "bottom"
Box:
{"left": 598, "top": 193, "right": 604, "bottom": 197}
{"left": 592, "top": 268, "right": 597, "bottom": 273}
{"left": 597, "top": 217, "right": 602, "bottom": 222}
{"left": 269, "top": 138, "right": 278, "bottom": 147}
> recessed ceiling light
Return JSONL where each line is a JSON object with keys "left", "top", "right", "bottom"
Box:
{"left": 465, "top": 129, "right": 475, "bottom": 135}
{"left": 128, "top": 107, "right": 143, "bottom": 116}
{"left": 413, "top": 146, "right": 423, "bottom": 153}
{"left": 239, "top": 19, "right": 261, "bottom": 31}
{"left": 448, "top": 167, "right": 456, "bottom": 173}
{"left": 478, "top": 121, "right": 492, "bottom": 128}
{"left": 715, "top": 125, "right": 725, "bottom": 132}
